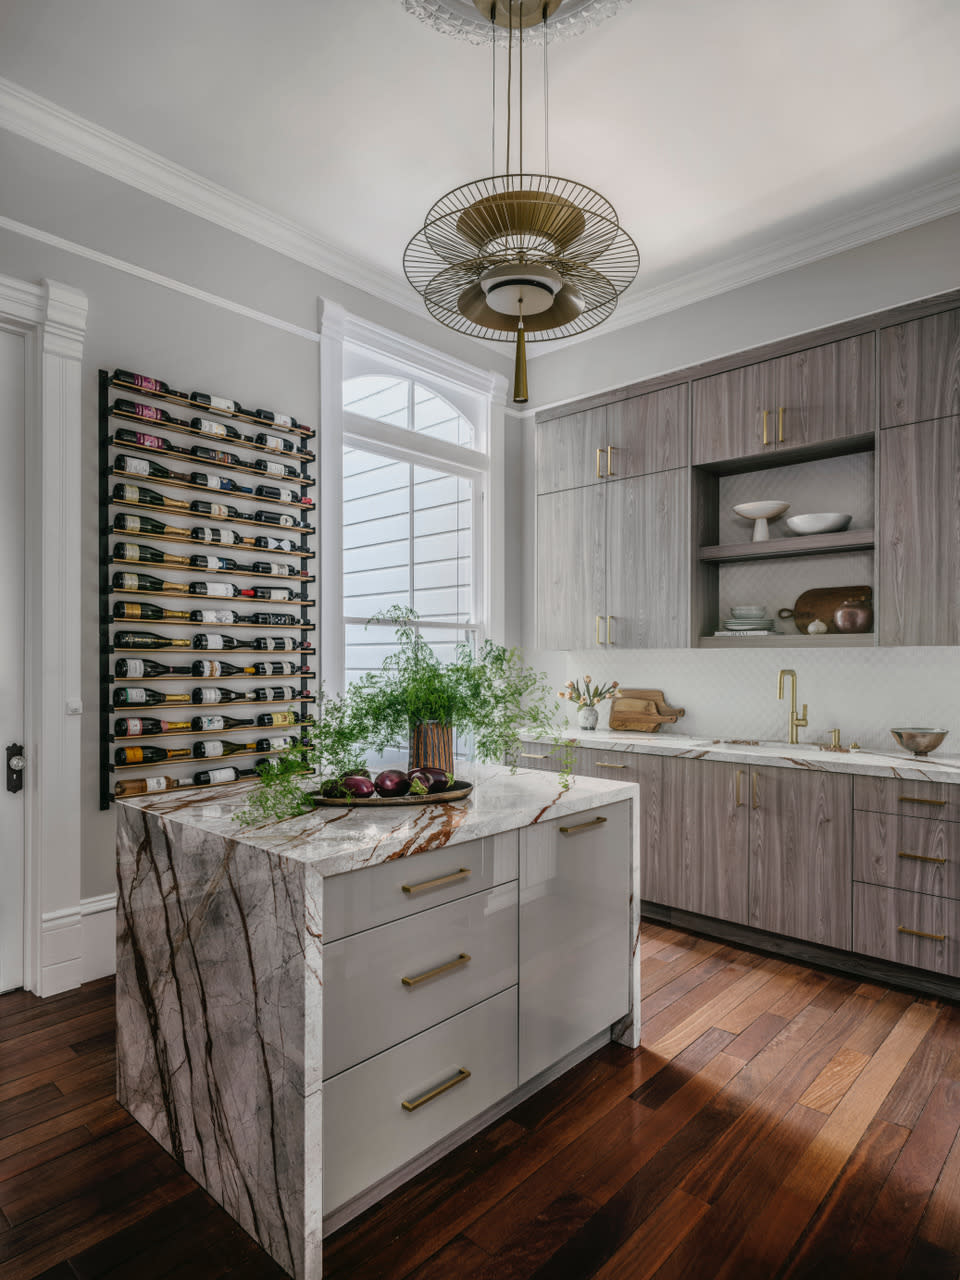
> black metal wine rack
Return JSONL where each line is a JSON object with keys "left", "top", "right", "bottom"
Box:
{"left": 98, "top": 369, "right": 318, "bottom": 808}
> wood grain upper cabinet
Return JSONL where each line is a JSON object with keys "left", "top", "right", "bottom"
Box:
{"left": 692, "top": 334, "right": 875, "bottom": 465}
{"left": 880, "top": 308, "right": 960, "bottom": 428}
{"left": 605, "top": 470, "right": 688, "bottom": 649}
{"left": 606, "top": 384, "right": 689, "bottom": 479}
{"left": 535, "top": 406, "right": 607, "bottom": 495}
{"left": 660, "top": 758, "right": 749, "bottom": 923}
{"left": 748, "top": 767, "right": 852, "bottom": 949}
{"left": 878, "top": 416, "right": 960, "bottom": 646}
{"left": 536, "top": 485, "right": 605, "bottom": 650}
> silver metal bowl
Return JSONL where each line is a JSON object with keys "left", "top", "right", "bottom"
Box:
{"left": 890, "top": 728, "right": 949, "bottom": 756}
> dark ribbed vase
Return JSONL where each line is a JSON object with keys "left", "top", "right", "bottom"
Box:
{"left": 408, "top": 720, "right": 454, "bottom": 774}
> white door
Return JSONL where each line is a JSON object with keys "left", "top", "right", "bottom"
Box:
{"left": 0, "top": 326, "right": 25, "bottom": 992}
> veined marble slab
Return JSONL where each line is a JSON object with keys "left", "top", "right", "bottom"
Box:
{"left": 521, "top": 729, "right": 960, "bottom": 784}
{"left": 116, "top": 763, "right": 641, "bottom": 1278}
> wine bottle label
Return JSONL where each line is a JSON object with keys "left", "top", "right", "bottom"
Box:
{"left": 119, "top": 545, "right": 139, "bottom": 561}
{"left": 197, "top": 715, "right": 225, "bottom": 730}
{"left": 203, "top": 635, "right": 226, "bottom": 649}
{"left": 133, "top": 404, "right": 162, "bottom": 421}
{"left": 274, "top": 687, "right": 296, "bottom": 700}
{"left": 196, "top": 610, "right": 234, "bottom": 624}
{"left": 119, "top": 484, "right": 140, "bottom": 501}
{"left": 126, "top": 689, "right": 148, "bottom": 704}
{"left": 199, "top": 689, "right": 222, "bottom": 703}
{"left": 196, "top": 661, "right": 222, "bottom": 676}
{"left": 136, "top": 432, "right": 164, "bottom": 449}
{"left": 124, "top": 517, "right": 142, "bottom": 532}
{"left": 204, "top": 742, "right": 225, "bottom": 757}
{"left": 124, "top": 719, "right": 144, "bottom": 735}
{"left": 198, "top": 418, "right": 227, "bottom": 437}
{"left": 273, "top": 415, "right": 293, "bottom": 428}
{"left": 210, "top": 396, "right": 235, "bottom": 413}
{"left": 124, "top": 458, "right": 150, "bottom": 476}
{"left": 204, "top": 584, "right": 233, "bottom": 597}
{"left": 208, "top": 767, "right": 236, "bottom": 784}
{"left": 118, "top": 573, "right": 140, "bottom": 590}
{"left": 265, "top": 590, "right": 290, "bottom": 600}
{"left": 145, "top": 776, "right": 170, "bottom": 792}
{"left": 263, "top": 461, "right": 285, "bottom": 475}
{"left": 210, "top": 504, "right": 229, "bottom": 517}
{"left": 134, "top": 375, "right": 161, "bottom": 392}
{"left": 195, "top": 556, "right": 220, "bottom": 569}
{"left": 263, "top": 435, "right": 283, "bottom": 451}
{"left": 123, "top": 660, "right": 147, "bottom": 678}
{"left": 279, "top": 514, "right": 295, "bottom": 526}
{"left": 123, "top": 748, "right": 144, "bottom": 763}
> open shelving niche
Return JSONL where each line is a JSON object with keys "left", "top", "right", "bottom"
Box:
{"left": 98, "top": 370, "right": 319, "bottom": 808}
{"left": 692, "top": 438, "right": 877, "bottom": 648}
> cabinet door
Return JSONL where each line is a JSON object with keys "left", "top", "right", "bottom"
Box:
{"left": 660, "top": 757, "right": 749, "bottom": 922}
{"left": 535, "top": 406, "right": 606, "bottom": 494}
{"left": 772, "top": 334, "right": 875, "bottom": 450}
{"left": 519, "top": 801, "right": 631, "bottom": 1083}
{"left": 692, "top": 360, "right": 776, "bottom": 465}
{"left": 605, "top": 470, "right": 688, "bottom": 649}
{"left": 749, "top": 767, "right": 852, "bottom": 948}
{"left": 878, "top": 417, "right": 960, "bottom": 646}
{"left": 606, "top": 384, "right": 689, "bottom": 479}
{"left": 536, "top": 486, "right": 606, "bottom": 650}
{"left": 880, "top": 308, "right": 960, "bottom": 428}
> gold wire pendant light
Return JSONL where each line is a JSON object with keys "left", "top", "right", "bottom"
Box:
{"left": 404, "top": 0, "right": 638, "bottom": 403}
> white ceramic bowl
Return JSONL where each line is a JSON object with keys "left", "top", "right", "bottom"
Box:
{"left": 730, "top": 605, "right": 767, "bottom": 619}
{"left": 732, "top": 501, "right": 790, "bottom": 521}
{"left": 785, "top": 512, "right": 852, "bottom": 535}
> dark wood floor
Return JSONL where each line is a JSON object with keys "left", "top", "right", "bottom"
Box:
{"left": 2, "top": 927, "right": 960, "bottom": 1279}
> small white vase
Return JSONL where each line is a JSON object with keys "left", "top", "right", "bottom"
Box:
{"left": 578, "top": 705, "right": 599, "bottom": 731}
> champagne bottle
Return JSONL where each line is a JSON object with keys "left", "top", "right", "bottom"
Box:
{"left": 188, "top": 581, "right": 241, "bottom": 598}
{"left": 194, "top": 738, "right": 257, "bottom": 759}
{"left": 115, "top": 428, "right": 185, "bottom": 454}
{"left": 115, "top": 716, "right": 192, "bottom": 736}
{"left": 112, "top": 571, "right": 182, "bottom": 594}
{"left": 191, "top": 713, "right": 256, "bottom": 731}
{"left": 190, "top": 416, "right": 242, "bottom": 441}
{"left": 115, "top": 543, "right": 190, "bottom": 567}
{"left": 251, "top": 636, "right": 299, "bottom": 651}
{"left": 257, "top": 710, "right": 300, "bottom": 727}
{"left": 240, "top": 586, "right": 296, "bottom": 601}
{"left": 191, "top": 392, "right": 242, "bottom": 414}
{"left": 114, "top": 514, "right": 179, "bottom": 537}
{"left": 254, "top": 459, "right": 299, "bottom": 479}
{"left": 192, "top": 633, "right": 239, "bottom": 650}
{"left": 252, "top": 660, "right": 306, "bottom": 676}
{"left": 190, "top": 608, "right": 239, "bottom": 624}
{"left": 251, "top": 611, "right": 296, "bottom": 625}
{"left": 190, "top": 445, "right": 242, "bottom": 465}
{"left": 116, "top": 455, "right": 188, "bottom": 483}
{"left": 189, "top": 553, "right": 238, "bottom": 571}
{"left": 113, "top": 482, "right": 190, "bottom": 511}
{"left": 115, "top": 657, "right": 192, "bottom": 678}
{"left": 192, "top": 687, "right": 250, "bottom": 704}
{"left": 254, "top": 535, "right": 295, "bottom": 551}
{"left": 192, "top": 659, "right": 256, "bottom": 677}
{"left": 256, "top": 735, "right": 293, "bottom": 753}
{"left": 191, "top": 526, "right": 245, "bottom": 545}
{"left": 254, "top": 510, "right": 297, "bottom": 527}
{"left": 254, "top": 484, "right": 298, "bottom": 502}
{"left": 115, "top": 744, "right": 192, "bottom": 766}
{"left": 113, "top": 398, "right": 186, "bottom": 427}
{"left": 115, "top": 775, "right": 180, "bottom": 797}
{"left": 254, "top": 431, "right": 295, "bottom": 452}
{"left": 190, "top": 472, "right": 241, "bottom": 492}
{"left": 113, "top": 602, "right": 191, "bottom": 621}
{"left": 251, "top": 561, "right": 298, "bottom": 577}
{"left": 192, "top": 764, "right": 262, "bottom": 787}
{"left": 113, "top": 369, "right": 174, "bottom": 396}
{"left": 114, "top": 687, "right": 192, "bottom": 707}
{"left": 190, "top": 499, "right": 241, "bottom": 519}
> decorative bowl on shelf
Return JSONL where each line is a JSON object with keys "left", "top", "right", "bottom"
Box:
{"left": 730, "top": 604, "right": 767, "bottom": 619}
{"left": 889, "top": 728, "right": 949, "bottom": 757}
{"left": 785, "top": 513, "right": 852, "bottom": 536}
{"left": 732, "top": 501, "right": 790, "bottom": 542}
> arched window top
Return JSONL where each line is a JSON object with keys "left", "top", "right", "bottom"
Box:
{"left": 343, "top": 375, "right": 477, "bottom": 449}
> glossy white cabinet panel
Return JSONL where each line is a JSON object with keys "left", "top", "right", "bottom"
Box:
{"left": 323, "top": 883, "right": 519, "bottom": 1079}
{"left": 519, "top": 801, "right": 631, "bottom": 1084}
{"left": 324, "top": 830, "right": 519, "bottom": 941}
{"left": 322, "top": 987, "right": 518, "bottom": 1214}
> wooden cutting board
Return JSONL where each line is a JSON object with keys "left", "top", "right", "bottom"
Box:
{"left": 609, "top": 689, "right": 685, "bottom": 733}
{"left": 779, "top": 585, "right": 872, "bottom": 634}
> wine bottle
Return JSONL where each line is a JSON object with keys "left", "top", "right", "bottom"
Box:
{"left": 114, "top": 687, "right": 191, "bottom": 707}
{"left": 191, "top": 527, "right": 246, "bottom": 546}
{"left": 190, "top": 608, "right": 239, "bottom": 624}
{"left": 252, "top": 660, "right": 305, "bottom": 676}
{"left": 113, "top": 369, "right": 174, "bottom": 396}
{"left": 113, "top": 483, "right": 190, "bottom": 511}
{"left": 254, "top": 535, "right": 296, "bottom": 551}
{"left": 192, "top": 659, "right": 256, "bottom": 677}
{"left": 240, "top": 586, "right": 296, "bottom": 601}
{"left": 113, "top": 514, "right": 179, "bottom": 537}
{"left": 188, "top": 581, "right": 241, "bottom": 598}
{"left": 115, "top": 776, "right": 180, "bottom": 797}
{"left": 189, "top": 553, "right": 238, "bottom": 571}
{"left": 191, "top": 713, "right": 256, "bottom": 731}
{"left": 190, "top": 472, "right": 240, "bottom": 492}
{"left": 115, "top": 657, "right": 193, "bottom": 678}
{"left": 194, "top": 738, "right": 258, "bottom": 759}
{"left": 192, "top": 764, "right": 262, "bottom": 787}
{"left": 254, "top": 511, "right": 297, "bottom": 527}
{"left": 254, "top": 459, "right": 299, "bottom": 479}
{"left": 254, "top": 431, "right": 295, "bottom": 452}
{"left": 251, "top": 636, "right": 299, "bottom": 651}
{"left": 113, "top": 398, "right": 186, "bottom": 427}
{"left": 257, "top": 710, "right": 300, "bottom": 727}
{"left": 262, "top": 686, "right": 299, "bottom": 701}
{"left": 254, "top": 484, "right": 298, "bottom": 503}
{"left": 116, "top": 455, "right": 188, "bottom": 483}
{"left": 113, "top": 602, "right": 191, "bottom": 621}
{"left": 251, "top": 561, "right": 298, "bottom": 577}
{"left": 192, "top": 633, "right": 239, "bottom": 650}
{"left": 190, "top": 416, "right": 242, "bottom": 441}
{"left": 191, "top": 392, "right": 242, "bottom": 414}
{"left": 190, "top": 445, "right": 242, "bottom": 466}
{"left": 112, "top": 571, "right": 183, "bottom": 594}
{"left": 114, "top": 631, "right": 190, "bottom": 650}
{"left": 115, "top": 744, "right": 192, "bottom": 766}
{"left": 115, "top": 428, "right": 185, "bottom": 454}
{"left": 256, "top": 735, "right": 293, "bottom": 753}
{"left": 251, "top": 611, "right": 296, "bottom": 625}
{"left": 192, "top": 687, "right": 249, "bottom": 704}
{"left": 115, "top": 716, "right": 192, "bottom": 736}
{"left": 115, "top": 543, "right": 190, "bottom": 567}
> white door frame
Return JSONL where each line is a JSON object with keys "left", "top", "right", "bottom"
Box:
{"left": 0, "top": 274, "right": 87, "bottom": 996}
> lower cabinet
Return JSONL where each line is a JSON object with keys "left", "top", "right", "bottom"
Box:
{"left": 853, "top": 883, "right": 960, "bottom": 978}
{"left": 659, "top": 758, "right": 749, "bottom": 923}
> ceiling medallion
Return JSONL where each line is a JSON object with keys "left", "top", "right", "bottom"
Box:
{"left": 402, "top": 0, "right": 632, "bottom": 45}
{"left": 403, "top": 0, "right": 638, "bottom": 403}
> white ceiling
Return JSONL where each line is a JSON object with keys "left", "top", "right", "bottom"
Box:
{"left": 1, "top": 0, "right": 960, "bottom": 318}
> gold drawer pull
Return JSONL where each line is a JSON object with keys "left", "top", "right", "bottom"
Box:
{"left": 596, "top": 447, "right": 604, "bottom": 480}
{"left": 607, "top": 444, "right": 615, "bottom": 476}
{"left": 519, "top": 751, "right": 550, "bottom": 759}
{"left": 778, "top": 406, "right": 785, "bottom": 443}
{"left": 735, "top": 769, "right": 744, "bottom": 808}
{"left": 402, "top": 952, "right": 471, "bottom": 988}
{"left": 559, "top": 815, "right": 607, "bottom": 834}
{"left": 752, "top": 773, "right": 760, "bottom": 810}
{"left": 597, "top": 761, "right": 627, "bottom": 769}
{"left": 899, "top": 796, "right": 947, "bottom": 806}
{"left": 596, "top": 615, "right": 604, "bottom": 645}
{"left": 401, "top": 867, "right": 470, "bottom": 895}
{"left": 762, "top": 409, "right": 769, "bottom": 446}
{"left": 897, "top": 925, "right": 947, "bottom": 942}
{"left": 402, "top": 1067, "right": 471, "bottom": 1112}
{"left": 897, "top": 851, "right": 948, "bottom": 865}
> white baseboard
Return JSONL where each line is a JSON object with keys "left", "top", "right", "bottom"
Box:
{"left": 39, "top": 892, "right": 116, "bottom": 996}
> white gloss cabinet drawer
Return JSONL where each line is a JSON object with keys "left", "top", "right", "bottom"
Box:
{"left": 323, "top": 883, "right": 519, "bottom": 1079}
{"left": 322, "top": 987, "right": 518, "bottom": 1214}
{"left": 324, "top": 831, "right": 519, "bottom": 942}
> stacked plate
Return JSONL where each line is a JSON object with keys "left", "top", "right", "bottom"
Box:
{"left": 718, "top": 603, "right": 777, "bottom": 635}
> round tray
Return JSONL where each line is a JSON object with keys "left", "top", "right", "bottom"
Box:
{"left": 310, "top": 780, "right": 473, "bottom": 807}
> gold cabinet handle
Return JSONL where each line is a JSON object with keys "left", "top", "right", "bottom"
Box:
{"left": 897, "top": 925, "right": 946, "bottom": 942}
{"left": 596, "top": 615, "right": 605, "bottom": 645}
{"left": 607, "top": 614, "right": 613, "bottom": 645}
{"left": 752, "top": 773, "right": 760, "bottom": 810}
{"left": 597, "top": 761, "right": 627, "bottom": 769}
{"left": 596, "top": 447, "right": 604, "bottom": 480}
{"left": 607, "top": 444, "right": 615, "bottom": 476}
{"left": 735, "top": 769, "right": 744, "bottom": 807}
{"left": 778, "top": 406, "right": 785, "bottom": 443}
{"left": 401, "top": 867, "right": 470, "bottom": 895}
{"left": 762, "top": 410, "right": 770, "bottom": 445}
{"left": 897, "top": 851, "right": 948, "bottom": 865}
{"left": 401, "top": 1067, "right": 471, "bottom": 1112}
{"left": 402, "top": 952, "right": 471, "bottom": 988}
{"left": 899, "top": 796, "right": 947, "bottom": 807}
{"left": 559, "top": 815, "right": 608, "bottom": 834}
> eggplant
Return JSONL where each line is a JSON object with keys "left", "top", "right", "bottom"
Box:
{"left": 340, "top": 774, "right": 376, "bottom": 798}
{"left": 422, "top": 767, "right": 454, "bottom": 793}
{"left": 374, "top": 769, "right": 411, "bottom": 797}
{"left": 406, "top": 768, "right": 433, "bottom": 796}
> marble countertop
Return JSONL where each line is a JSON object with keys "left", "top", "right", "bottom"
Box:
{"left": 520, "top": 729, "right": 960, "bottom": 784}
{"left": 117, "top": 762, "right": 638, "bottom": 877}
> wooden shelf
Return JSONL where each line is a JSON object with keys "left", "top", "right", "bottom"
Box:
{"left": 110, "top": 617, "right": 313, "bottom": 631}
{"left": 109, "top": 524, "right": 313, "bottom": 559}
{"left": 110, "top": 496, "right": 313, "bottom": 536}
{"left": 111, "top": 645, "right": 314, "bottom": 655}
{"left": 699, "top": 632, "right": 875, "bottom": 648}
{"left": 111, "top": 670, "right": 312, "bottom": 683}
{"left": 699, "top": 528, "right": 875, "bottom": 563}
{"left": 110, "top": 377, "right": 315, "bottom": 440}
{"left": 109, "top": 466, "right": 315, "bottom": 511}
{"left": 110, "top": 719, "right": 313, "bottom": 742}
{"left": 109, "top": 557, "right": 313, "bottom": 584}
{"left": 109, "top": 435, "right": 314, "bottom": 488}
{"left": 110, "top": 404, "right": 314, "bottom": 461}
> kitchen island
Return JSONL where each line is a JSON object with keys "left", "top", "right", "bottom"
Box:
{"left": 116, "top": 764, "right": 640, "bottom": 1279}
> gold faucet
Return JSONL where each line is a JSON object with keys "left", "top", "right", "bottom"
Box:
{"left": 777, "top": 669, "right": 808, "bottom": 745}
